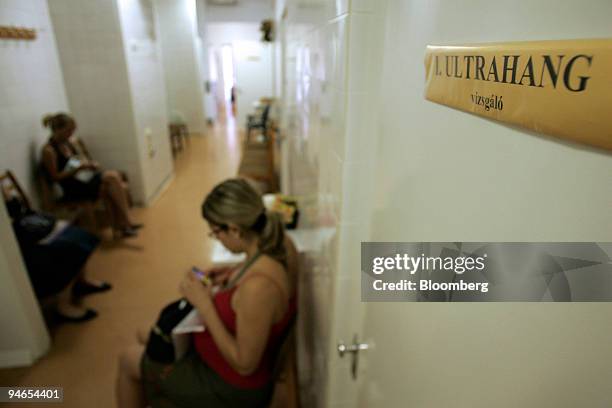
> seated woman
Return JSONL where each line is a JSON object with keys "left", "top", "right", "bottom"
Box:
{"left": 117, "top": 178, "right": 298, "bottom": 408}
{"left": 3, "top": 182, "right": 111, "bottom": 322}
{"left": 41, "top": 113, "right": 141, "bottom": 238}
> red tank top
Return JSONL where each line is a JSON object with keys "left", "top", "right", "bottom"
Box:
{"left": 193, "top": 275, "right": 296, "bottom": 389}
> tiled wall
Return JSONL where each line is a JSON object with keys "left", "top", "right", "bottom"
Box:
{"left": 118, "top": 0, "right": 174, "bottom": 202}
{"left": 155, "top": 0, "right": 207, "bottom": 135}
{"left": 48, "top": 0, "right": 145, "bottom": 201}
{"left": 281, "top": 0, "right": 612, "bottom": 406}
{"left": 0, "top": 194, "right": 50, "bottom": 368}
{"left": 48, "top": 0, "right": 173, "bottom": 204}
{"left": 0, "top": 0, "right": 58, "bottom": 364}
{"left": 276, "top": 0, "right": 385, "bottom": 406}
{"left": 0, "top": 0, "right": 70, "bottom": 201}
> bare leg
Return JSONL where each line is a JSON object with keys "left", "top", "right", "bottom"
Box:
{"left": 120, "top": 178, "right": 133, "bottom": 208}
{"left": 102, "top": 171, "right": 132, "bottom": 229}
{"left": 117, "top": 344, "right": 146, "bottom": 408}
{"left": 136, "top": 328, "right": 149, "bottom": 345}
{"left": 101, "top": 193, "right": 122, "bottom": 237}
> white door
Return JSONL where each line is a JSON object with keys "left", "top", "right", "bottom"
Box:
{"left": 233, "top": 41, "right": 273, "bottom": 130}
{"left": 325, "top": 0, "right": 612, "bottom": 407}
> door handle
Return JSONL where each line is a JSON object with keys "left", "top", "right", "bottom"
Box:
{"left": 337, "top": 339, "right": 369, "bottom": 357}
{"left": 337, "top": 335, "right": 369, "bottom": 380}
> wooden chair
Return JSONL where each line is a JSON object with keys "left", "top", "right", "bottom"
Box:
{"left": 238, "top": 118, "right": 278, "bottom": 192}
{"left": 169, "top": 123, "right": 189, "bottom": 156}
{"left": 37, "top": 163, "right": 111, "bottom": 236}
{"left": 69, "top": 136, "right": 133, "bottom": 207}
{"left": 0, "top": 170, "right": 32, "bottom": 214}
{"left": 268, "top": 315, "right": 300, "bottom": 408}
{"left": 246, "top": 104, "right": 271, "bottom": 143}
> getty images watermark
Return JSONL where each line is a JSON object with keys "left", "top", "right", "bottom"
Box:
{"left": 361, "top": 243, "right": 612, "bottom": 302}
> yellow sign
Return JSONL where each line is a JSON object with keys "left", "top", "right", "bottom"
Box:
{"left": 424, "top": 39, "right": 612, "bottom": 151}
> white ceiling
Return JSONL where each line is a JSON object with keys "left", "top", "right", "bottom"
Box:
{"left": 204, "top": 0, "right": 274, "bottom": 23}
{"left": 207, "top": 0, "right": 238, "bottom": 5}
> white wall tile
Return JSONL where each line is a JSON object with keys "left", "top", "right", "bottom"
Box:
{"left": 0, "top": 0, "right": 70, "bottom": 203}
{"left": 329, "top": 88, "right": 347, "bottom": 160}
{"left": 279, "top": 1, "right": 357, "bottom": 406}
{"left": 154, "top": 0, "right": 207, "bottom": 134}
{"left": 346, "top": 12, "right": 384, "bottom": 94}
{"left": 327, "top": 17, "right": 348, "bottom": 92}
{"left": 350, "top": 0, "right": 379, "bottom": 13}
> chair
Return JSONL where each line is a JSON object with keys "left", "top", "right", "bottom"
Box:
{"left": 37, "top": 151, "right": 113, "bottom": 236}
{"left": 169, "top": 123, "right": 188, "bottom": 156}
{"left": 246, "top": 104, "right": 271, "bottom": 143}
{"left": 0, "top": 170, "right": 32, "bottom": 213}
{"left": 267, "top": 314, "right": 299, "bottom": 408}
{"left": 69, "top": 136, "right": 133, "bottom": 207}
{"left": 238, "top": 118, "right": 278, "bottom": 192}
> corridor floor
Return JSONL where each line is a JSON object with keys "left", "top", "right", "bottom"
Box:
{"left": 0, "top": 121, "right": 242, "bottom": 407}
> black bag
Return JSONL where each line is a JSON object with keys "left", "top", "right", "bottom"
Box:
{"left": 14, "top": 213, "right": 56, "bottom": 243}
{"left": 5, "top": 196, "right": 56, "bottom": 244}
{"left": 145, "top": 299, "right": 194, "bottom": 364}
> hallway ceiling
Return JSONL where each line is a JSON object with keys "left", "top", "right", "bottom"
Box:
{"left": 207, "top": 0, "right": 238, "bottom": 5}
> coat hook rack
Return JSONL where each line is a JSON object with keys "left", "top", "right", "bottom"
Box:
{"left": 0, "top": 26, "right": 37, "bottom": 40}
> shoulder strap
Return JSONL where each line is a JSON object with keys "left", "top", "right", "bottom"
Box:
{"left": 224, "top": 250, "right": 262, "bottom": 289}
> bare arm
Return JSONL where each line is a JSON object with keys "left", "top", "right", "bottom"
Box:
{"left": 202, "top": 264, "right": 240, "bottom": 286}
{"left": 191, "top": 276, "right": 280, "bottom": 375}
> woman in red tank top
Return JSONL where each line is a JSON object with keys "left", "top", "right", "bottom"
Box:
{"left": 117, "top": 178, "right": 297, "bottom": 408}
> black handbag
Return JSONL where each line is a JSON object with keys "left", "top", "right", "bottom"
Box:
{"left": 145, "top": 253, "right": 262, "bottom": 364}
{"left": 5, "top": 196, "right": 56, "bottom": 243}
{"left": 15, "top": 213, "right": 56, "bottom": 242}
{"left": 145, "top": 300, "right": 194, "bottom": 364}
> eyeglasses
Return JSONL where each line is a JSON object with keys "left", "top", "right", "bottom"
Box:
{"left": 207, "top": 225, "right": 228, "bottom": 238}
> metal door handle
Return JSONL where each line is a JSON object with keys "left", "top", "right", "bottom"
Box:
{"left": 337, "top": 340, "right": 369, "bottom": 357}
{"left": 337, "top": 335, "right": 369, "bottom": 380}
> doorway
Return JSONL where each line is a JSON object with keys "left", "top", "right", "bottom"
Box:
{"left": 221, "top": 44, "right": 236, "bottom": 119}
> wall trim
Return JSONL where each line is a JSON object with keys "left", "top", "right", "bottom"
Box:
{"left": 144, "top": 171, "right": 175, "bottom": 206}
{"left": 0, "top": 349, "right": 33, "bottom": 369}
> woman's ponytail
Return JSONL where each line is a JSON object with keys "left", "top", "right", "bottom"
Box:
{"left": 41, "top": 113, "right": 74, "bottom": 132}
{"left": 256, "top": 210, "right": 286, "bottom": 266}
{"left": 41, "top": 114, "right": 54, "bottom": 129}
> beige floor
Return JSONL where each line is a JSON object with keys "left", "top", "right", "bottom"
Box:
{"left": 0, "top": 119, "right": 243, "bottom": 407}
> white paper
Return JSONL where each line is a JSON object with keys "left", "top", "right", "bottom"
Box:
{"left": 171, "top": 309, "right": 205, "bottom": 361}
{"left": 64, "top": 157, "right": 95, "bottom": 183}
{"left": 64, "top": 157, "right": 81, "bottom": 170}
{"left": 74, "top": 169, "right": 95, "bottom": 183}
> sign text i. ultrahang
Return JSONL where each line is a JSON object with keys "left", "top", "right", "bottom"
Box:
{"left": 424, "top": 39, "right": 612, "bottom": 151}
{"left": 433, "top": 53, "right": 592, "bottom": 92}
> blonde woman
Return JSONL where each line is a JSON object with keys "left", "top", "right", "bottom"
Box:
{"left": 41, "top": 113, "right": 141, "bottom": 238}
{"left": 117, "top": 178, "right": 298, "bottom": 407}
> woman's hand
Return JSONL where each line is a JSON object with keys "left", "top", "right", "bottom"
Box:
{"left": 207, "top": 266, "right": 234, "bottom": 286}
{"left": 76, "top": 163, "right": 92, "bottom": 172}
{"left": 79, "top": 162, "right": 98, "bottom": 170}
{"left": 179, "top": 271, "right": 214, "bottom": 318}
{"left": 193, "top": 265, "right": 234, "bottom": 286}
